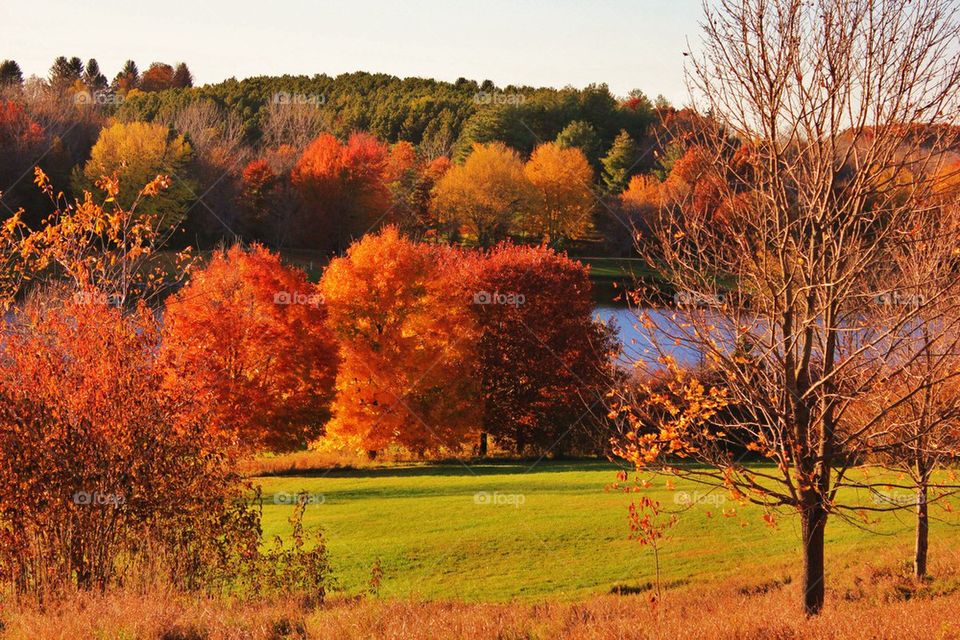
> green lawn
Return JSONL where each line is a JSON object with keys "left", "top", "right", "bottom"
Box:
{"left": 580, "top": 257, "right": 654, "bottom": 281}
{"left": 255, "top": 460, "right": 954, "bottom": 602}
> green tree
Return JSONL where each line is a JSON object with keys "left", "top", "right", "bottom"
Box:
{"left": 0, "top": 60, "right": 23, "bottom": 87}
{"left": 49, "top": 56, "right": 83, "bottom": 92}
{"left": 555, "top": 120, "right": 601, "bottom": 167}
{"left": 112, "top": 60, "right": 140, "bottom": 93}
{"left": 83, "top": 59, "right": 108, "bottom": 93}
{"left": 453, "top": 105, "right": 536, "bottom": 161}
{"left": 601, "top": 129, "right": 641, "bottom": 193}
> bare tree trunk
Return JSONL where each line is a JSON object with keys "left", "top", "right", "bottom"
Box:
{"left": 478, "top": 432, "right": 488, "bottom": 457}
{"left": 801, "top": 501, "right": 827, "bottom": 616}
{"left": 915, "top": 483, "right": 929, "bottom": 579}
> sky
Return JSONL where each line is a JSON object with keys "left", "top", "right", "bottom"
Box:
{"left": 0, "top": 0, "right": 703, "bottom": 103}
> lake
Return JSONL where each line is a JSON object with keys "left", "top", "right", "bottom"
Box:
{"left": 593, "top": 305, "right": 714, "bottom": 369}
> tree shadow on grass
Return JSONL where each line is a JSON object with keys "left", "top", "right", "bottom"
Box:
{"left": 257, "top": 458, "right": 623, "bottom": 479}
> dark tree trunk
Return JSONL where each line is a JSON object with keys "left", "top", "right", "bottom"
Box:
{"left": 915, "top": 483, "right": 929, "bottom": 578}
{"left": 478, "top": 432, "right": 488, "bottom": 457}
{"left": 801, "top": 500, "right": 827, "bottom": 616}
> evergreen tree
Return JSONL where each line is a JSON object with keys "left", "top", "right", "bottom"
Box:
{"left": 555, "top": 120, "right": 601, "bottom": 167}
{"left": 172, "top": 62, "right": 193, "bottom": 88}
{"left": 49, "top": 55, "right": 83, "bottom": 91}
{"left": 0, "top": 60, "right": 23, "bottom": 87}
{"left": 600, "top": 129, "right": 641, "bottom": 193}
{"left": 112, "top": 60, "right": 140, "bottom": 93}
{"left": 83, "top": 58, "right": 108, "bottom": 92}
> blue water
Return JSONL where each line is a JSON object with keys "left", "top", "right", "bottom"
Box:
{"left": 593, "top": 306, "right": 712, "bottom": 369}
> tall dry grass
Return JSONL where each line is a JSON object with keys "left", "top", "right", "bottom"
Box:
{"left": 4, "top": 556, "right": 959, "bottom": 639}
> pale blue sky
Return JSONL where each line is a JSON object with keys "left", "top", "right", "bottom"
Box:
{"left": 1, "top": 0, "right": 702, "bottom": 102}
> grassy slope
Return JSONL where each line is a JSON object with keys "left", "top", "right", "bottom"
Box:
{"left": 256, "top": 460, "right": 954, "bottom": 602}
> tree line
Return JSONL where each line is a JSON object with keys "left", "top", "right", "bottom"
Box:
{"left": 0, "top": 56, "right": 698, "bottom": 258}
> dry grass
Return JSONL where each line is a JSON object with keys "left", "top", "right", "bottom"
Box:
{"left": 236, "top": 445, "right": 523, "bottom": 477}
{"left": 236, "top": 446, "right": 450, "bottom": 477}
{"left": 4, "top": 558, "right": 960, "bottom": 639}
{"left": 237, "top": 449, "right": 364, "bottom": 477}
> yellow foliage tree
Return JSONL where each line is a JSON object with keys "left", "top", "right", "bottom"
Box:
{"left": 621, "top": 174, "right": 663, "bottom": 213}
{"left": 431, "top": 142, "right": 532, "bottom": 246}
{"left": 75, "top": 121, "right": 195, "bottom": 230}
{"left": 522, "top": 142, "right": 594, "bottom": 244}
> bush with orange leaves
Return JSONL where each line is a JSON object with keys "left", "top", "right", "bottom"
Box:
{"left": 0, "top": 294, "right": 246, "bottom": 597}
{"left": 6, "top": 167, "right": 195, "bottom": 310}
{"left": 0, "top": 174, "right": 332, "bottom": 601}
{"left": 161, "top": 244, "right": 339, "bottom": 452}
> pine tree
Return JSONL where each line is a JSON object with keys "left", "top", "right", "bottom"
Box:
{"left": 0, "top": 60, "right": 23, "bottom": 86}
{"left": 49, "top": 55, "right": 83, "bottom": 91}
{"left": 112, "top": 60, "right": 140, "bottom": 93}
{"left": 172, "top": 62, "right": 193, "bottom": 88}
{"left": 83, "top": 58, "right": 108, "bottom": 92}
{"left": 600, "top": 129, "right": 640, "bottom": 193}
{"left": 555, "top": 120, "right": 601, "bottom": 167}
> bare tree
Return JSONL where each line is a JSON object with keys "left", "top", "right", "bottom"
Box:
{"left": 259, "top": 100, "right": 329, "bottom": 153}
{"left": 613, "top": 0, "right": 960, "bottom": 616}
{"left": 856, "top": 197, "right": 960, "bottom": 579}
{"left": 163, "top": 100, "right": 247, "bottom": 162}
{"left": 160, "top": 100, "right": 251, "bottom": 240}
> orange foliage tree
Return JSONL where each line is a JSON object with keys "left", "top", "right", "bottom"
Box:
{"left": 139, "top": 62, "right": 175, "bottom": 92}
{"left": 0, "top": 171, "right": 334, "bottom": 598}
{"left": 320, "top": 227, "right": 479, "bottom": 453}
{"left": 621, "top": 174, "right": 663, "bottom": 215}
{"left": 161, "top": 244, "right": 338, "bottom": 452}
{"left": 0, "top": 100, "right": 46, "bottom": 211}
{"left": 291, "top": 131, "right": 390, "bottom": 251}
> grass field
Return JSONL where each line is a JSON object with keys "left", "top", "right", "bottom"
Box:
{"left": 255, "top": 460, "right": 960, "bottom": 602}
